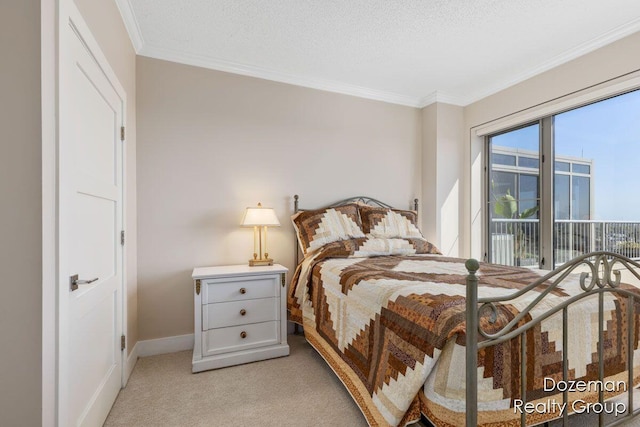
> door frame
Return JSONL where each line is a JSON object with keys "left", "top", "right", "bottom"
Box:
{"left": 42, "top": 1, "right": 129, "bottom": 425}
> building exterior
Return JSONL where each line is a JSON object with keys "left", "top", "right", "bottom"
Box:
{"left": 489, "top": 145, "right": 596, "bottom": 266}
{"left": 490, "top": 145, "right": 594, "bottom": 221}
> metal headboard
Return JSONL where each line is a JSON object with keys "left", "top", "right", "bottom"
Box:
{"left": 293, "top": 194, "right": 419, "bottom": 266}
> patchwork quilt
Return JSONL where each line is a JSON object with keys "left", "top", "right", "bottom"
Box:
{"left": 288, "top": 238, "right": 640, "bottom": 427}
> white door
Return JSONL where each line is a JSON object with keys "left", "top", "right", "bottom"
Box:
{"left": 58, "top": 5, "right": 125, "bottom": 426}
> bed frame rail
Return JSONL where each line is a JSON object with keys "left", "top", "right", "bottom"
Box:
{"left": 465, "top": 252, "right": 640, "bottom": 427}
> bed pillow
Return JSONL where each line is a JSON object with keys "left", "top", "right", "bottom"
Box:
{"left": 292, "top": 204, "right": 365, "bottom": 255}
{"left": 352, "top": 237, "right": 441, "bottom": 257}
{"left": 304, "top": 237, "right": 441, "bottom": 260}
{"left": 359, "top": 206, "right": 424, "bottom": 239}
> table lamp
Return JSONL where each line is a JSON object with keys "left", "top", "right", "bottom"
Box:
{"left": 241, "top": 203, "right": 280, "bottom": 266}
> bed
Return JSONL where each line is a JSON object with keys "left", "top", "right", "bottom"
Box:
{"left": 287, "top": 195, "right": 640, "bottom": 427}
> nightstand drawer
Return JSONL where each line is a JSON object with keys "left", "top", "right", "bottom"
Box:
{"left": 202, "top": 321, "right": 279, "bottom": 356}
{"left": 202, "top": 275, "right": 279, "bottom": 304}
{"left": 203, "top": 297, "right": 278, "bottom": 330}
{"left": 192, "top": 264, "right": 288, "bottom": 372}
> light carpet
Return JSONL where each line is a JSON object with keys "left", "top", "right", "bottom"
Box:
{"left": 105, "top": 334, "right": 640, "bottom": 427}
{"left": 105, "top": 334, "right": 385, "bottom": 426}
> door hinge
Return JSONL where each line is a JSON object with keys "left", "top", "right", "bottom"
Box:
{"left": 121, "top": 335, "right": 126, "bottom": 351}
{"left": 281, "top": 273, "right": 286, "bottom": 288}
{"left": 542, "top": 154, "right": 545, "bottom": 163}
{"left": 195, "top": 279, "right": 201, "bottom": 295}
{"left": 120, "top": 230, "right": 125, "bottom": 246}
{"left": 120, "top": 126, "right": 125, "bottom": 141}
{"left": 541, "top": 257, "right": 546, "bottom": 266}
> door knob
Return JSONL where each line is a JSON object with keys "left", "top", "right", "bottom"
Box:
{"left": 70, "top": 274, "right": 99, "bottom": 291}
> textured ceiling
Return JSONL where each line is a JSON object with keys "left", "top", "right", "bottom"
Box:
{"left": 117, "top": 0, "right": 640, "bottom": 106}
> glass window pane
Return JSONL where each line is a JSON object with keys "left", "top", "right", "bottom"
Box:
{"left": 492, "top": 153, "right": 516, "bottom": 166}
{"left": 518, "top": 156, "right": 539, "bottom": 169}
{"left": 519, "top": 174, "right": 539, "bottom": 219}
{"left": 554, "top": 174, "right": 570, "bottom": 220}
{"left": 488, "top": 123, "right": 540, "bottom": 267}
{"left": 555, "top": 161, "right": 570, "bottom": 172}
{"left": 554, "top": 89, "right": 640, "bottom": 265}
{"left": 572, "top": 164, "right": 590, "bottom": 174}
{"left": 491, "top": 171, "right": 516, "bottom": 214}
{"left": 491, "top": 124, "right": 539, "bottom": 151}
{"left": 572, "top": 177, "right": 590, "bottom": 220}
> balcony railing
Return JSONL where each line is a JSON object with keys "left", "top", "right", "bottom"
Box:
{"left": 490, "top": 219, "right": 640, "bottom": 267}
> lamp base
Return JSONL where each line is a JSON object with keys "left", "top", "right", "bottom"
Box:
{"left": 249, "top": 258, "right": 274, "bottom": 267}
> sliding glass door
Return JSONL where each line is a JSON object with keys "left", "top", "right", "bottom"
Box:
{"left": 487, "top": 89, "right": 640, "bottom": 268}
{"left": 554, "top": 90, "right": 640, "bottom": 264}
{"left": 488, "top": 124, "right": 540, "bottom": 267}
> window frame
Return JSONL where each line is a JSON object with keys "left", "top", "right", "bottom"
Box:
{"left": 483, "top": 87, "right": 637, "bottom": 269}
{"left": 471, "top": 74, "right": 640, "bottom": 267}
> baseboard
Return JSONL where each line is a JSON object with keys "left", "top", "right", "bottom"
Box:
{"left": 123, "top": 341, "right": 139, "bottom": 386}
{"left": 137, "top": 333, "right": 194, "bottom": 358}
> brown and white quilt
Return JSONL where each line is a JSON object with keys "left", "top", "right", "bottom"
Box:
{"left": 288, "top": 238, "right": 640, "bottom": 427}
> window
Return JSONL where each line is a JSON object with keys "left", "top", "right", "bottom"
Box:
{"left": 573, "top": 164, "right": 590, "bottom": 174}
{"left": 488, "top": 124, "right": 540, "bottom": 267}
{"left": 519, "top": 174, "right": 539, "bottom": 217}
{"left": 492, "top": 153, "right": 516, "bottom": 166}
{"left": 572, "top": 176, "right": 590, "bottom": 220}
{"left": 487, "top": 89, "right": 640, "bottom": 267}
{"left": 554, "top": 174, "right": 570, "bottom": 220}
{"left": 518, "top": 157, "right": 539, "bottom": 169}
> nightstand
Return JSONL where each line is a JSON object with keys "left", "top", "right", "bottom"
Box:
{"left": 191, "top": 264, "right": 289, "bottom": 372}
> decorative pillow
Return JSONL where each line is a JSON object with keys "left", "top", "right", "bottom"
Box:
{"left": 352, "top": 237, "right": 440, "bottom": 257}
{"left": 306, "top": 237, "right": 441, "bottom": 259}
{"left": 292, "top": 204, "right": 365, "bottom": 254}
{"left": 358, "top": 206, "right": 424, "bottom": 239}
{"left": 402, "top": 237, "right": 441, "bottom": 255}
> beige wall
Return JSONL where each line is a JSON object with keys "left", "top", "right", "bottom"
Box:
{"left": 461, "top": 31, "right": 640, "bottom": 258}
{"left": 74, "top": 0, "right": 138, "bottom": 352}
{"left": 136, "top": 57, "right": 422, "bottom": 340}
{"left": 421, "top": 104, "right": 437, "bottom": 243}
{"left": 421, "top": 103, "right": 464, "bottom": 256}
{"left": 0, "top": 1, "right": 42, "bottom": 425}
{"left": 465, "top": 31, "right": 640, "bottom": 129}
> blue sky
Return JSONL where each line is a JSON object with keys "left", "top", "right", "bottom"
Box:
{"left": 492, "top": 89, "right": 640, "bottom": 221}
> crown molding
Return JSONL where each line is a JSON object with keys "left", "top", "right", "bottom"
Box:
{"left": 114, "top": 0, "right": 144, "bottom": 52}
{"left": 456, "top": 16, "right": 640, "bottom": 106}
{"left": 418, "top": 91, "right": 466, "bottom": 108}
{"left": 418, "top": 92, "right": 438, "bottom": 108}
{"left": 115, "top": 4, "right": 640, "bottom": 110}
{"left": 139, "top": 43, "right": 424, "bottom": 107}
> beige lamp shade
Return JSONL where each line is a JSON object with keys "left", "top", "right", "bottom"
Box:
{"left": 241, "top": 203, "right": 279, "bottom": 266}
{"left": 241, "top": 204, "right": 280, "bottom": 227}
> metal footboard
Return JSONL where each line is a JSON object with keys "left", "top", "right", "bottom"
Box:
{"left": 466, "top": 252, "right": 640, "bottom": 427}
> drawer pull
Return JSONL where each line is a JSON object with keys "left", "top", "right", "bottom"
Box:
{"left": 239, "top": 288, "right": 247, "bottom": 294}
{"left": 240, "top": 331, "right": 247, "bottom": 339}
{"left": 240, "top": 309, "right": 247, "bottom": 316}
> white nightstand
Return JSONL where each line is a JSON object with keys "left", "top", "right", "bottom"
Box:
{"left": 191, "top": 264, "right": 289, "bottom": 372}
